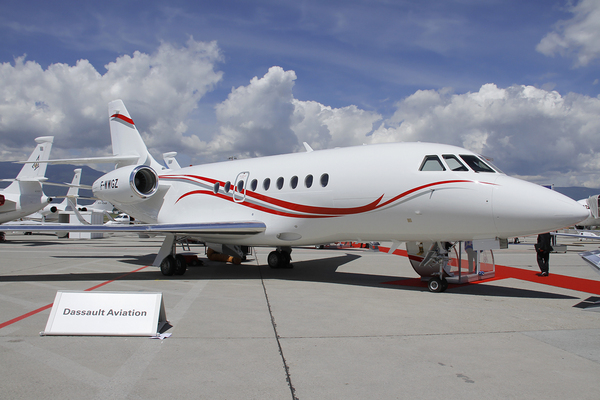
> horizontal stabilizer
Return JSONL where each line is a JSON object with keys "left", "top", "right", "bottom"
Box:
{"left": 18, "top": 155, "right": 139, "bottom": 165}
{"left": 42, "top": 182, "right": 93, "bottom": 189}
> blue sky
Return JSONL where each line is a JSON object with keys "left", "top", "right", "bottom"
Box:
{"left": 1, "top": 0, "right": 599, "bottom": 186}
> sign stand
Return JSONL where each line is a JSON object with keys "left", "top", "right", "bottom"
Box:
{"left": 41, "top": 291, "right": 168, "bottom": 337}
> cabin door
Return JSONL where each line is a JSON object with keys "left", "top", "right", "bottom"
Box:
{"left": 233, "top": 171, "right": 250, "bottom": 203}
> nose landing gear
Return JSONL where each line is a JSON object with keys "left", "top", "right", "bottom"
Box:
{"left": 406, "top": 241, "right": 453, "bottom": 292}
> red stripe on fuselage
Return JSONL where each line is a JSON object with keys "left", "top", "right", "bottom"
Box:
{"left": 165, "top": 175, "right": 495, "bottom": 219}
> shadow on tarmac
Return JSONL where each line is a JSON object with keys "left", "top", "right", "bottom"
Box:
{"left": 0, "top": 252, "right": 578, "bottom": 300}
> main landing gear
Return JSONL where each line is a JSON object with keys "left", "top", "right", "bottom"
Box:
{"left": 153, "top": 235, "right": 293, "bottom": 275}
{"left": 154, "top": 235, "right": 188, "bottom": 277}
{"left": 159, "top": 254, "right": 188, "bottom": 276}
{"left": 267, "top": 247, "right": 292, "bottom": 268}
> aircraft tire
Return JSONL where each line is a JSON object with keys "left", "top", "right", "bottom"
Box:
{"left": 428, "top": 277, "right": 442, "bottom": 292}
{"left": 174, "top": 254, "right": 187, "bottom": 275}
{"left": 268, "top": 251, "right": 282, "bottom": 268}
{"left": 160, "top": 255, "right": 176, "bottom": 276}
{"left": 441, "top": 279, "right": 449, "bottom": 292}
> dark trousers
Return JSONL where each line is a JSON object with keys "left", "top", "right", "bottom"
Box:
{"left": 537, "top": 251, "right": 549, "bottom": 273}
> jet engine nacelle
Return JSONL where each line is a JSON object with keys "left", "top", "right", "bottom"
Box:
{"left": 92, "top": 165, "right": 159, "bottom": 205}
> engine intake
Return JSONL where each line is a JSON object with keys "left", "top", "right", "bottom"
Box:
{"left": 93, "top": 165, "right": 159, "bottom": 205}
{"left": 131, "top": 166, "right": 159, "bottom": 198}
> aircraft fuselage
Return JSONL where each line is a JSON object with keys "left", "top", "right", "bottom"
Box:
{"left": 95, "top": 142, "right": 587, "bottom": 246}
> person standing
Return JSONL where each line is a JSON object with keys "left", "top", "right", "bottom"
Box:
{"left": 535, "top": 232, "right": 553, "bottom": 276}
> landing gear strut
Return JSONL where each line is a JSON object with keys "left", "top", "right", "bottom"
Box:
{"left": 155, "top": 235, "right": 188, "bottom": 276}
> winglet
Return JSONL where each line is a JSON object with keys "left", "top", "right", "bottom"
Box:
{"left": 303, "top": 142, "right": 314, "bottom": 152}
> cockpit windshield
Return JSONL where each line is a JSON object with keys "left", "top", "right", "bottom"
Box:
{"left": 419, "top": 155, "right": 446, "bottom": 171}
{"left": 442, "top": 155, "right": 468, "bottom": 171}
{"left": 459, "top": 155, "right": 496, "bottom": 173}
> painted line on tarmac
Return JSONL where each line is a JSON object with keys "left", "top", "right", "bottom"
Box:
{"left": 0, "top": 265, "right": 150, "bottom": 330}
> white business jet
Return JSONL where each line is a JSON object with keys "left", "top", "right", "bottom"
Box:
{"left": 0, "top": 101, "right": 588, "bottom": 290}
{"left": 27, "top": 168, "right": 85, "bottom": 221}
{"left": 0, "top": 136, "right": 54, "bottom": 240}
{"left": 573, "top": 195, "right": 600, "bottom": 228}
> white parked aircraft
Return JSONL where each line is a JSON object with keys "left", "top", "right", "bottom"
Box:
{"left": 0, "top": 101, "right": 588, "bottom": 290}
{"left": 0, "top": 136, "right": 54, "bottom": 240}
{"left": 28, "top": 168, "right": 84, "bottom": 221}
{"left": 575, "top": 195, "right": 600, "bottom": 227}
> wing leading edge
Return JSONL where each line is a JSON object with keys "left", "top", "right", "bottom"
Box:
{"left": 0, "top": 221, "right": 266, "bottom": 238}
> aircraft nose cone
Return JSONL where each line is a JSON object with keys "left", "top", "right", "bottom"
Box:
{"left": 492, "top": 176, "right": 589, "bottom": 237}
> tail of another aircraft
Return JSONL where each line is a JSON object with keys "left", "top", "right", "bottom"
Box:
{"left": 108, "top": 100, "right": 163, "bottom": 171}
{"left": 62, "top": 168, "right": 82, "bottom": 211}
{"left": 3, "top": 136, "right": 54, "bottom": 195}
{"left": 16, "top": 136, "right": 54, "bottom": 181}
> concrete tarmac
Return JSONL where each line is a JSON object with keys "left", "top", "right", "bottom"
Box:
{"left": 0, "top": 234, "right": 599, "bottom": 399}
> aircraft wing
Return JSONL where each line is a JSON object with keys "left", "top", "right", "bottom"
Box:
{"left": 553, "top": 232, "right": 600, "bottom": 239}
{"left": 579, "top": 250, "right": 600, "bottom": 276}
{"left": 0, "top": 221, "right": 266, "bottom": 240}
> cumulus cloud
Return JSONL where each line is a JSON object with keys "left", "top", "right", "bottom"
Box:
{"left": 371, "top": 84, "right": 600, "bottom": 186}
{"left": 1, "top": 37, "right": 599, "bottom": 187}
{"left": 0, "top": 37, "right": 223, "bottom": 160}
{"left": 210, "top": 66, "right": 298, "bottom": 158}
{"left": 537, "top": 0, "right": 600, "bottom": 67}
{"left": 205, "top": 66, "right": 381, "bottom": 159}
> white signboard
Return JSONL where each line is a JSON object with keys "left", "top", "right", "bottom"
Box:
{"left": 42, "top": 291, "right": 168, "bottom": 337}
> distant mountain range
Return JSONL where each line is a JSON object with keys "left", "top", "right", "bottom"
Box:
{"left": 552, "top": 187, "right": 599, "bottom": 201}
{"left": 1, "top": 161, "right": 598, "bottom": 202}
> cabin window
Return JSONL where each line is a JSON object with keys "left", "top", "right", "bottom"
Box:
{"left": 250, "top": 179, "right": 258, "bottom": 191}
{"left": 305, "top": 174, "right": 314, "bottom": 188}
{"left": 419, "top": 155, "right": 446, "bottom": 171}
{"left": 459, "top": 155, "right": 495, "bottom": 173}
{"left": 263, "top": 178, "right": 271, "bottom": 191}
{"left": 442, "top": 155, "right": 468, "bottom": 171}
{"left": 290, "top": 176, "right": 298, "bottom": 189}
{"left": 237, "top": 180, "right": 244, "bottom": 191}
{"left": 320, "top": 173, "right": 329, "bottom": 187}
{"left": 213, "top": 182, "right": 220, "bottom": 194}
{"left": 224, "top": 181, "right": 231, "bottom": 193}
{"left": 277, "top": 177, "right": 284, "bottom": 190}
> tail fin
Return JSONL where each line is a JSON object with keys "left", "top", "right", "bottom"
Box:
{"left": 16, "top": 136, "right": 54, "bottom": 180}
{"left": 108, "top": 100, "right": 162, "bottom": 170}
{"left": 61, "top": 168, "right": 82, "bottom": 210}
